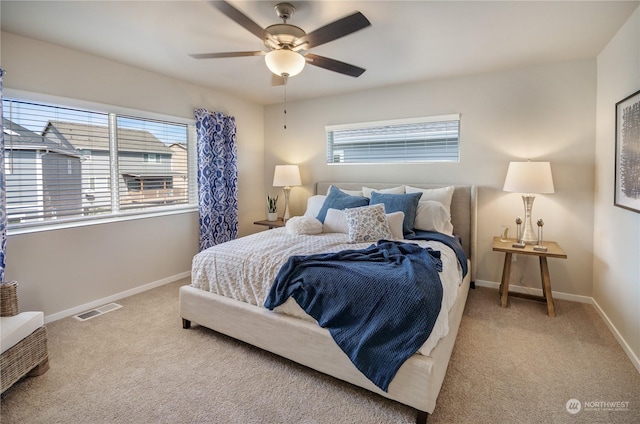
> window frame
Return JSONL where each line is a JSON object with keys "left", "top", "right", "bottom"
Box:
{"left": 325, "top": 114, "right": 461, "bottom": 165}
{"left": 3, "top": 89, "right": 198, "bottom": 236}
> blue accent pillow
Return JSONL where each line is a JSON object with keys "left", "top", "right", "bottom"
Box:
{"left": 370, "top": 191, "right": 422, "bottom": 235}
{"left": 316, "top": 186, "right": 369, "bottom": 223}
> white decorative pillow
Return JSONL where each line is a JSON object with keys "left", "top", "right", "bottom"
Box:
{"left": 343, "top": 204, "right": 393, "bottom": 243}
{"left": 323, "top": 208, "right": 349, "bottom": 233}
{"left": 362, "top": 185, "right": 405, "bottom": 198}
{"left": 303, "top": 195, "right": 327, "bottom": 218}
{"left": 324, "top": 208, "right": 404, "bottom": 240}
{"left": 285, "top": 216, "right": 323, "bottom": 235}
{"left": 386, "top": 211, "right": 405, "bottom": 240}
{"left": 414, "top": 200, "right": 454, "bottom": 235}
{"left": 325, "top": 186, "right": 363, "bottom": 197}
{"left": 405, "top": 185, "right": 455, "bottom": 212}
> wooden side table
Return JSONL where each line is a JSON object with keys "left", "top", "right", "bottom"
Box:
{"left": 253, "top": 218, "right": 285, "bottom": 229}
{"left": 492, "top": 237, "right": 567, "bottom": 317}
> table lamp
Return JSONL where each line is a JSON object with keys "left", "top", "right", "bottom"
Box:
{"left": 273, "top": 165, "right": 301, "bottom": 221}
{"left": 503, "top": 161, "right": 554, "bottom": 245}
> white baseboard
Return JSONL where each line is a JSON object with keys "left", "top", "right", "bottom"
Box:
{"left": 44, "top": 271, "right": 190, "bottom": 324}
{"left": 473, "top": 279, "right": 640, "bottom": 374}
{"left": 474, "top": 279, "right": 593, "bottom": 303}
{"left": 591, "top": 298, "right": 640, "bottom": 374}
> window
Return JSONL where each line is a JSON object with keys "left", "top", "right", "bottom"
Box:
{"left": 326, "top": 114, "right": 460, "bottom": 164}
{"left": 2, "top": 97, "right": 195, "bottom": 230}
{"left": 143, "top": 153, "right": 160, "bottom": 163}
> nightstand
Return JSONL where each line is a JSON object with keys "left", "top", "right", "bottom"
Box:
{"left": 253, "top": 218, "right": 285, "bottom": 229}
{"left": 492, "top": 237, "right": 567, "bottom": 317}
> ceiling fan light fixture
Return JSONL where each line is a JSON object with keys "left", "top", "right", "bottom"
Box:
{"left": 265, "top": 49, "right": 305, "bottom": 77}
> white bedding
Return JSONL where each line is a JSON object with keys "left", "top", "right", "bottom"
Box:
{"left": 191, "top": 228, "right": 463, "bottom": 357}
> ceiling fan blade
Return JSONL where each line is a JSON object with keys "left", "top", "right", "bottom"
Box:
{"left": 190, "top": 51, "right": 266, "bottom": 59}
{"left": 208, "top": 0, "right": 265, "bottom": 40}
{"left": 304, "top": 53, "right": 366, "bottom": 77}
{"left": 295, "top": 12, "right": 371, "bottom": 49}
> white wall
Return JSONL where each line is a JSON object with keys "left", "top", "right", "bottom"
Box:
{"left": 595, "top": 8, "right": 640, "bottom": 369}
{"left": 1, "top": 32, "right": 265, "bottom": 318}
{"left": 264, "top": 59, "right": 597, "bottom": 298}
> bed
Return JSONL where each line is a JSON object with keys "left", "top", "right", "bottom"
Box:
{"left": 180, "top": 182, "right": 477, "bottom": 423}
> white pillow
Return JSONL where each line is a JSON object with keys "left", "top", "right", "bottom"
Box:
{"left": 285, "top": 216, "right": 323, "bottom": 235}
{"left": 362, "top": 185, "right": 405, "bottom": 198}
{"left": 303, "top": 195, "right": 327, "bottom": 218}
{"left": 323, "top": 208, "right": 350, "bottom": 234}
{"left": 325, "top": 186, "right": 363, "bottom": 197}
{"left": 324, "top": 208, "right": 405, "bottom": 240}
{"left": 414, "top": 200, "right": 454, "bottom": 235}
{"left": 343, "top": 204, "right": 393, "bottom": 243}
{"left": 405, "top": 186, "right": 455, "bottom": 212}
{"left": 385, "top": 211, "right": 405, "bottom": 240}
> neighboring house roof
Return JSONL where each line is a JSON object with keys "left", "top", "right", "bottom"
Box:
{"left": 43, "top": 121, "right": 173, "bottom": 155}
{"left": 2, "top": 118, "right": 80, "bottom": 157}
{"left": 169, "top": 143, "right": 187, "bottom": 150}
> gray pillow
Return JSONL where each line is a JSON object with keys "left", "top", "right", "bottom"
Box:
{"left": 316, "top": 186, "right": 369, "bottom": 223}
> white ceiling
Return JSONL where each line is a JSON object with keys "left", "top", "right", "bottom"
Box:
{"left": 1, "top": 1, "right": 638, "bottom": 105}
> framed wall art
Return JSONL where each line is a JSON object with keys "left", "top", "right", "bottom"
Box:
{"left": 614, "top": 89, "right": 640, "bottom": 213}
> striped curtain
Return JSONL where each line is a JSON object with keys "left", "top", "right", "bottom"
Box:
{"left": 0, "top": 68, "right": 6, "bottom": 281}
{"left": 194, "top": 109, "right": 238, "bottom": 251}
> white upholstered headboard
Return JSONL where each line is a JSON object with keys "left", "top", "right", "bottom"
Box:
{"left": 315, "top": 182, "right": 477, "bottom": 283}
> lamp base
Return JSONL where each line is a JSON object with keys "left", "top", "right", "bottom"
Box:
{"left": 520, "top": 194, "right": 537, "bottom": 245}
{"left": 283, "top": 187, "right": 291, "bottom": 221}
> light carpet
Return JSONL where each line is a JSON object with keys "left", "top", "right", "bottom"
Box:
{"left": 1, "top": 279, "right": 639, "bottom": 423}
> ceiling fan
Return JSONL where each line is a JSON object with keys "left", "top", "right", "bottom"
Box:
{"left": 190, "top": 1, "right": 371, "bottom": 81}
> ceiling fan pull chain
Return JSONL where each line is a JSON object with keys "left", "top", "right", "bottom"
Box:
{"left": 283, "top": 73, "right": 288, "bottom": 129}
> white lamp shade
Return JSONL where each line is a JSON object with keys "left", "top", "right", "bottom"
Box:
{"left": 273, "top": 165, "right": 301, "bottom": 187}
{"left": 265, "top": 49, "right": 306, "bottom": 77}
{"left": 503, "top": 161, "right": 555, "bottom": 194}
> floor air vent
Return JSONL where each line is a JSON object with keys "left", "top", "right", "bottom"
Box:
{"left": 74, "top": 303, "right": 122, "bottom": 321}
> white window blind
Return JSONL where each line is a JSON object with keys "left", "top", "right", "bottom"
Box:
{"left": 326, "top": 114, "right": 460, "bottom": 164}
{"left": 2, "top": 98, "right": 192, "bottom": 230}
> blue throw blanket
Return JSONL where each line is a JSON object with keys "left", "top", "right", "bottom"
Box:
{"left": 408, "top": 230, "right": 468, "bottom": 278}
{"left": 263, "top": 240, "right": 444, "bottom": 392}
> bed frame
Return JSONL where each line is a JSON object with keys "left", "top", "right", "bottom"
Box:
{"left": 180, "top": 183, "right": 477, "bottom": 423}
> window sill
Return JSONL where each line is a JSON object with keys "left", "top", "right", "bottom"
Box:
{"left": 7, "top": 205, "right": 198, "bottom": 236}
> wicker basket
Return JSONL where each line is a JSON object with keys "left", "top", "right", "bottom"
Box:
{"left": 0, "top": 281, "right": 19, "bottom": 317}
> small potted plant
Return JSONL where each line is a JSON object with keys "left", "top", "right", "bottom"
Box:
{"left": 267, "top": 195, "right": 278, "bottom": 221}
